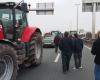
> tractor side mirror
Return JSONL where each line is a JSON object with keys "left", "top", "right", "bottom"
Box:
{"left": 21, "top": 3, "right": 28, "bottom": 12}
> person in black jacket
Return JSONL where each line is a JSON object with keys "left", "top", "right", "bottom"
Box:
{"left": 54, "top": 34, "right": 61, "bottom": 53}
{"left": 73, "top": 33, "right": 83, "bottom": 69}
{"left": 91, "top": 31, "right": 100, "bottom": 80}
{"left": 59, "top": 31, "right": 73, "bottom": 74}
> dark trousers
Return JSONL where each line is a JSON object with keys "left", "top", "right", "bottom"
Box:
{"left": 61, "top": 52, "right": 72, "bottom": 72}
{"left": 95, "top": 64, "right": 100, "bottom": 80}
{"left": 55, "top": 44, "right": 59, "bottom": 53}
{"left": 73, "top": 52, "right": 82, "bottom": 69}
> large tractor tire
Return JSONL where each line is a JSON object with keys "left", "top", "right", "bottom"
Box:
{"left": 26, "top": 32, "right": 43, "bottom": 66}
{"left": 0, "top": 44, "right": 17, "bottom": 80}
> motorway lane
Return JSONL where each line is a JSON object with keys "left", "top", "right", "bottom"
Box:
{"left": 17, "top": 46, "right": 94, "bottom": 80}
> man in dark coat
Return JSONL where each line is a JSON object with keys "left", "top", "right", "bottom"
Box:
{"left": 54, "top": 34, "right": 61, "bottom": 53}
{"left": 73, "top": 33, "right": 83, "bottom": 69}
{"left": 59, "top": 31, "right": 73, "bottom": 73}
{"left": 91, "top": 31, "right": 100, "bottom": 80}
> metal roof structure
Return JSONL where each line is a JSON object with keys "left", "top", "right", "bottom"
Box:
{"left": 82, "top": 0, "right": 100, "bottom": 3}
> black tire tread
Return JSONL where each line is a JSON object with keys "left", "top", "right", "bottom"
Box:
{"left": 0, "top": 44, "right": 17, "bottom": 80}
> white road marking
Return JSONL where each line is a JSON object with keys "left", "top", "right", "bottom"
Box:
{"left": 84, "top": 45, "right": 91, "bottom": 50}
{"left": 54, "top": 53, "right": 61, "bottom": 63}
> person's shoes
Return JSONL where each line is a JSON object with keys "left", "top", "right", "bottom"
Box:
{"left": 72, "top": 67, "right": 76, "bottom": 69}
{"left": 72, "top": 67, "right": 79, "bottom": 70}
{"left": 62, "top": 71, "right": 68, "bottom": 74}
{"left": 79, "top": 66, "right": 83, "bottom": 69}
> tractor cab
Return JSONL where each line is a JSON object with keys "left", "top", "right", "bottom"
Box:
{"left": 0, "top": 2, "right": 28, "bottom": 41}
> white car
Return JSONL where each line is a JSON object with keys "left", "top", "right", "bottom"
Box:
{"left": 43, "top": 35, "right": 55, "bottom": 47}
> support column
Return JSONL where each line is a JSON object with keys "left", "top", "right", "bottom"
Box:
{"left": 92, "top": 3, "right": 96, "bottom": 39}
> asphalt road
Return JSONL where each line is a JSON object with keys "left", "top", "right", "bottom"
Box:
{"left": 16, "top": 46, "right": 95, "bottom": 80}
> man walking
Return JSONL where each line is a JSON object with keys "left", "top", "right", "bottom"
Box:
{"left": 91, "top": 31, "right": 100, "bottom": 80}
{"left": 59, "top": 31, "right": 73, "bottom": 73}
{"left": 73, "top": 33, "right": 83, "bottom": 69}
{"left": 54, "top": 34, "right": 61, "bottom": 53}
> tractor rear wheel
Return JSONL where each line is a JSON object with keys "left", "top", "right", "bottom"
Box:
{"left": 26, "top": 32, "right": 43, "bottom": 67}
{"left": 0, "top": 44, "right": 17, "bottom": 80}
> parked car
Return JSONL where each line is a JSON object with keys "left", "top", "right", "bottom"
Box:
{"left": 43, "top": 35, "right": 55, "bottom": 47}
{"left": 51, "top": 31, "right": 63, "bottom": 37}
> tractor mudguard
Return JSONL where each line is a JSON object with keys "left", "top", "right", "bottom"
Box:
{"left": 0, "top": 25, "right": 4, "bottom": 40}
{"left": 0, "top": 39, "right": 16, "bottom": 47}
{"left": 21, "top": 26, "right": 42, "bottom": 43}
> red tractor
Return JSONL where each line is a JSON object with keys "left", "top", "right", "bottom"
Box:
{"left": 0, "top": 2, "right": 43, "bottom": 80}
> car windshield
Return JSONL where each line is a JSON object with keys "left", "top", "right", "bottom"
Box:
{"left": 51, "top": 31, "right": 58, "bottom": 36}
{"left": 51, "top": 31, "right": 61, "bottom": 37}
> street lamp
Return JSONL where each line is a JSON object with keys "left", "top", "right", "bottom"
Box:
{"left": 75, "top": 4, "right": 80, "bottom": 33}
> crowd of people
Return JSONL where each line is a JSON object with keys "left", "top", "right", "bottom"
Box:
{"left": 54, "top": 31, "right": 100, "bottom": 80}
{"left": 54, "top": 31, "right": 83, "bottom": 73}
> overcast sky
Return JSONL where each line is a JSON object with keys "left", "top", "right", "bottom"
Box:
{"left": 0, "top": 0, "right": 100, "bottom": 34}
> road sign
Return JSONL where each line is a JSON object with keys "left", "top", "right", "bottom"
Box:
{"left": 82, "top": 0, "right": 100, "bottom": 12}
{"left": 36, "top": 3, "right": 54, "bottom": 15}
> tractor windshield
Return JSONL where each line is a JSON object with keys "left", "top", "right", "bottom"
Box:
{"left": 15, "top": 9, "right": 28, "bottom": 27}
{"left": 0, "top": 9, "right": 12, "bottom": 28}
{"left": 0, "top": 9, "right": 27, "bottom": 28}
